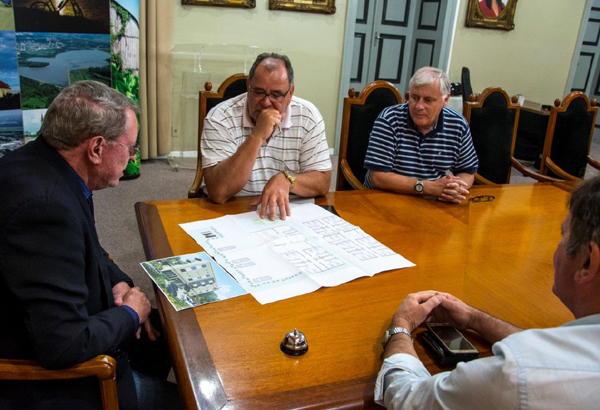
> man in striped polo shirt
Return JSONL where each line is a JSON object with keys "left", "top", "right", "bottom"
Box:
{"left": 364, "top": 67, "right": 478, "bottom": 204}
{"left": 201, "top": 53, "right": 332, "bottom": 220}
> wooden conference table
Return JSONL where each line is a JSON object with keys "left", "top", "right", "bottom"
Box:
{"left": 135, "top": 183, "right": 574, "bottom": 410}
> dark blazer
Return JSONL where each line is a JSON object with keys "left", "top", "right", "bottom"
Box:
{"left": 0, "top": 138, "right": 137, "bottom": 409}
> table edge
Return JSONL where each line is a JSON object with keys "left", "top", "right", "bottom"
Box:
{"left": 135, "top": 202, "right": 228, "bottom": 410}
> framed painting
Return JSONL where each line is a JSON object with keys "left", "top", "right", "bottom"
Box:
{"left": 269, "top": 0, "right": 335, "bottom": 15}
{"left": 466, "top": 0, "right": 518, "bottom": 31}
{"left": 181, "top": 0, "right": 255, "bottom": 9}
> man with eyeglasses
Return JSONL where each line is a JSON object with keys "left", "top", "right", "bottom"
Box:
{"left": 201, "top": 52, "right": 332, "bottom": 220}
{"left": 0, "top": 81, "right": 180, "bottom": 410}
{"left": 363, "top": 67, "right": 478, "bottom": 204}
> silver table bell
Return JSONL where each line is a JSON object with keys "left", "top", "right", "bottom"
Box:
{"left": 280, "top": 328, "right": 308, "bottom": 356}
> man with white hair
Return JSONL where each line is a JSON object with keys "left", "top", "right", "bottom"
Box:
{"left": 363, "top": 67, "right": 478, "bottom": 204}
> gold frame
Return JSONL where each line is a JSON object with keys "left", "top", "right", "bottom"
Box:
{"left": 465, "top": 0, "right": 518, "bottom": 31}
{"left": 269, "top": 0, "right": 336, "bottom": 15}
{"left": 181, "top": 0, "right": 255, "bottom": 9}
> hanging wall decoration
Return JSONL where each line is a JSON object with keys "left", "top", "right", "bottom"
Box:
{"left": 465, "top": 0, "right": 518, "bottom": 31}
{"left": 181, "top": 0, "right": 255, "bottom": 9}
{"left": 269, "top": 0, "right": 335, "bottom": 14}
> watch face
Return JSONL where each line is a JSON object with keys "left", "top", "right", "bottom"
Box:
{"left": 415, "top": 181, "right": 424, "bottom": 193}
{"left": 286, "top": 170, "right": 296, "bottom": 178}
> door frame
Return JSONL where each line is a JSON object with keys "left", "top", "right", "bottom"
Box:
{"left": 334, "top": 0, "right": 460, "bottom": 154}
{"left": 565, "top": 0, "right": 595, "bottom": 97}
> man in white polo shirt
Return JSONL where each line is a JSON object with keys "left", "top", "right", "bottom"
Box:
{"left": 201, "top": 53, "right": 332, "bottom": 220}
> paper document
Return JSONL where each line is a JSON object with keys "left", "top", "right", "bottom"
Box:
{"left": 180, "top": 203, "right": 414, "bottom": 304}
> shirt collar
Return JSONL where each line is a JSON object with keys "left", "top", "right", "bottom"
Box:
{"left": 562, "top": 313, "right": 600, "bottom": 327}
{"left": 62, "top": 158, "right": 92, "bottom": 200}
{"left": 407, "top": 103, "right": 445, "bottom": 139}
{"left": 242, "top": 94, "right": 293, "bottom": 130}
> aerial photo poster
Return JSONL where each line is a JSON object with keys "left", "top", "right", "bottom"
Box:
{"left": 0, "top": 0, "right": 140, "bottom": 178}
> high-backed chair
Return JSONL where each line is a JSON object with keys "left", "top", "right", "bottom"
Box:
{"left": 337, "top": 80, "right": 403, "bottom": 190}
{"left": 461, "top": 67, "right": 473, "bottom": 103}
{"left": 188, "top": 73, "right": 248, "bottom": 198}
{"left": 512, "top": 92, "right": 599, "bottom": 182}
{"left": 463, "top": 87, "right": 520, "bottom": 184}
{"left": 0, "top": 355, "right": 118, "bottom": 410}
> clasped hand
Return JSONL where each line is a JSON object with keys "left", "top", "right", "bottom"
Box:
{"left": 391, "top": 290, "right": 474, "bottom": 333}
{"left": 112, "top": 282, "right": 160, "bottom": 341}
{"left": 433, "top": 175, "right": 470, "bottom": 204}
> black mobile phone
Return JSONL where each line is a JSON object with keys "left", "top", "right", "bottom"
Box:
{"left": 422, "top": 323, "right": 479, "bottom": 366}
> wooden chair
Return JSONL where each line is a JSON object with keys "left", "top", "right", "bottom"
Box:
{"left": 0, "top": 355, "right": 118, "bottom": 410}
{"left": 463, "top": 87, "right": 521, "bottom": 184}
{"left": 337, "top": 80, "right": 403, "bottom": 190}
{"left": 188, "top": 73, "right": 248, "bottom": 198}
{"left": 512, "top": 91, "right": 599, "bottom": 182}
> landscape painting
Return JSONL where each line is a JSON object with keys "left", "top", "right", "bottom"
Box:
{"left": 13, "top": 0, "right": 110, "bottom": 34}
{"left": 22, "top": 108, "right": 46, "bottom": 141}
{"left": 0, "top": 0, "right": 15, "bottom": 31}
{"left": 16, "top": 32, "right": 111, "bottom": 109}
{"left": 0, "top": 109, "right": 24, "bottom": 157}
{"left": 0, "top": 30, "right": 24, "bottom": 157}
{"left": 0, "top": 30, "right": 21, "bottom": 111}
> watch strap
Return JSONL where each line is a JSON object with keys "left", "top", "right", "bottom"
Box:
{"left": 284, "top": 170, "right": 296, "bottom": 189}
{"left": 382, "top": 326, "right": 413, "bottom": 348}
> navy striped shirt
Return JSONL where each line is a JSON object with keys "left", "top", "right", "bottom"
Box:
{"left": 363, "top": 102, "right": 478, "bottom": 188}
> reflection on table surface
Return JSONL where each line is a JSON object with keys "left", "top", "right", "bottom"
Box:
{"left": 135, "top": 183, "right": 573, "bottom": 410}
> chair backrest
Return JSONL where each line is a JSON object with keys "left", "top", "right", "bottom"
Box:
{"left": 188, "top": 73, "right": 248, "bottom": 198}
{"left": 463, "top": 87, "right": 520, "bottom": 184}
{"left": 461, "top": 67, "right": 473, "bottom": 102}
{"left": 540, "top": 91, "right": 598, "bottom": 179}
{"left": 0, "top": 355, "right": 118, "bottom": 410}
{"left": 337, "top": 80, "right": 403, "bottom": 190}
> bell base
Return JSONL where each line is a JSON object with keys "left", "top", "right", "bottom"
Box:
{"left": 280, "top": 342, "right": 308, "bottom": 356}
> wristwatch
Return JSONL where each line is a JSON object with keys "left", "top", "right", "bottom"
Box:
{"left": 414, "top": 180, "right": 425, "bottom": 194}
{"left": 283, "top": 170, "right": 296, "bottom": 190}
{"left": 382, "top": 326, "right": 413, "bottom": 348}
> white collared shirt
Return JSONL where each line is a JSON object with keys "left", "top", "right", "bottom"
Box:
{"left": 375, "top": 314, "right": 600, "bottom": 409}
{"left": 201, "top": 93, "right": 332, "bottom": 196}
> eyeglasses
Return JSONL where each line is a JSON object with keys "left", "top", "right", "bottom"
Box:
{"left": 103, "top": 137, "right": 140, "bottom": 156}
{"left": 248, "top": 85, "right": 291, "bottom": 102}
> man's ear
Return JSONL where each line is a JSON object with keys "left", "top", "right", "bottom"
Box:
{"left": 575, "top": 242, "right": 600, "bottom": 285}
{"left": 289, "top": 85, "right": 295, "bottom": 98}
{"left": 87, "top": 136, "right": 104, "bottom": 165}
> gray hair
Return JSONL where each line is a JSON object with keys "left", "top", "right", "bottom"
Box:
{"left": 248, "top": 53, "right": 294, "bottom": 88}
{"left": 40, "top": 81, "right": 139, "bottom": 150}
{"left": 409, "top": 67, "right": 450, "bottom": 97}
{"left": 567, "top": 176, "right": 600, "bottom": 257}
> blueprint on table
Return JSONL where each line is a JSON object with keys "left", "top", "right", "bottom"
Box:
{"left": 180, "top": 203, "right": 414, "bottom": 304}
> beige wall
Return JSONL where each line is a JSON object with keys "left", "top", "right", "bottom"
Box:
{"left": 172, "top": 1, "right": 349, "bottom": 148}
{"left": 449, "top": 0, "right": 587, "bottom": 104}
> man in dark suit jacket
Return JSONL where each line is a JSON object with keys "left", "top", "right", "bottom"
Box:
{"left": 0, "top": 81, "right": 173, "bottom": 409}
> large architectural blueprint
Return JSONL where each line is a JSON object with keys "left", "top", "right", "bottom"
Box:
{"left": 180, "top": 203, "right": 414, "bottom": 304}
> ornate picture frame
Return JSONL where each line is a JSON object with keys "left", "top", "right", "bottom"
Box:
{"left": 269, "top": 0, "right": 336, "bottom": 15}
{"left": 181, "top": 0, "right": 255, "bottom": 9}
{"left": 465, "top": 0, "right": 518, "bottom": 31}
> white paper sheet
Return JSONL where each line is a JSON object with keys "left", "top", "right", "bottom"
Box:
{"left": 180, "top": 203, "right": 414, "bottom": 304}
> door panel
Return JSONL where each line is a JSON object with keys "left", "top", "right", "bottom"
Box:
{"left": 571, "top": 0, "right": 600, "bottom": 126}
{"left": 348, "top": 0, "right": 450, "bottom": 95}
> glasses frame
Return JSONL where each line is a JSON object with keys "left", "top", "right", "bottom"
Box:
{"left": 103, "top": 137, "right": 140, "bottom": 157}
{"left": 247, "top": 85, "right": 291, "bottom": 102}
